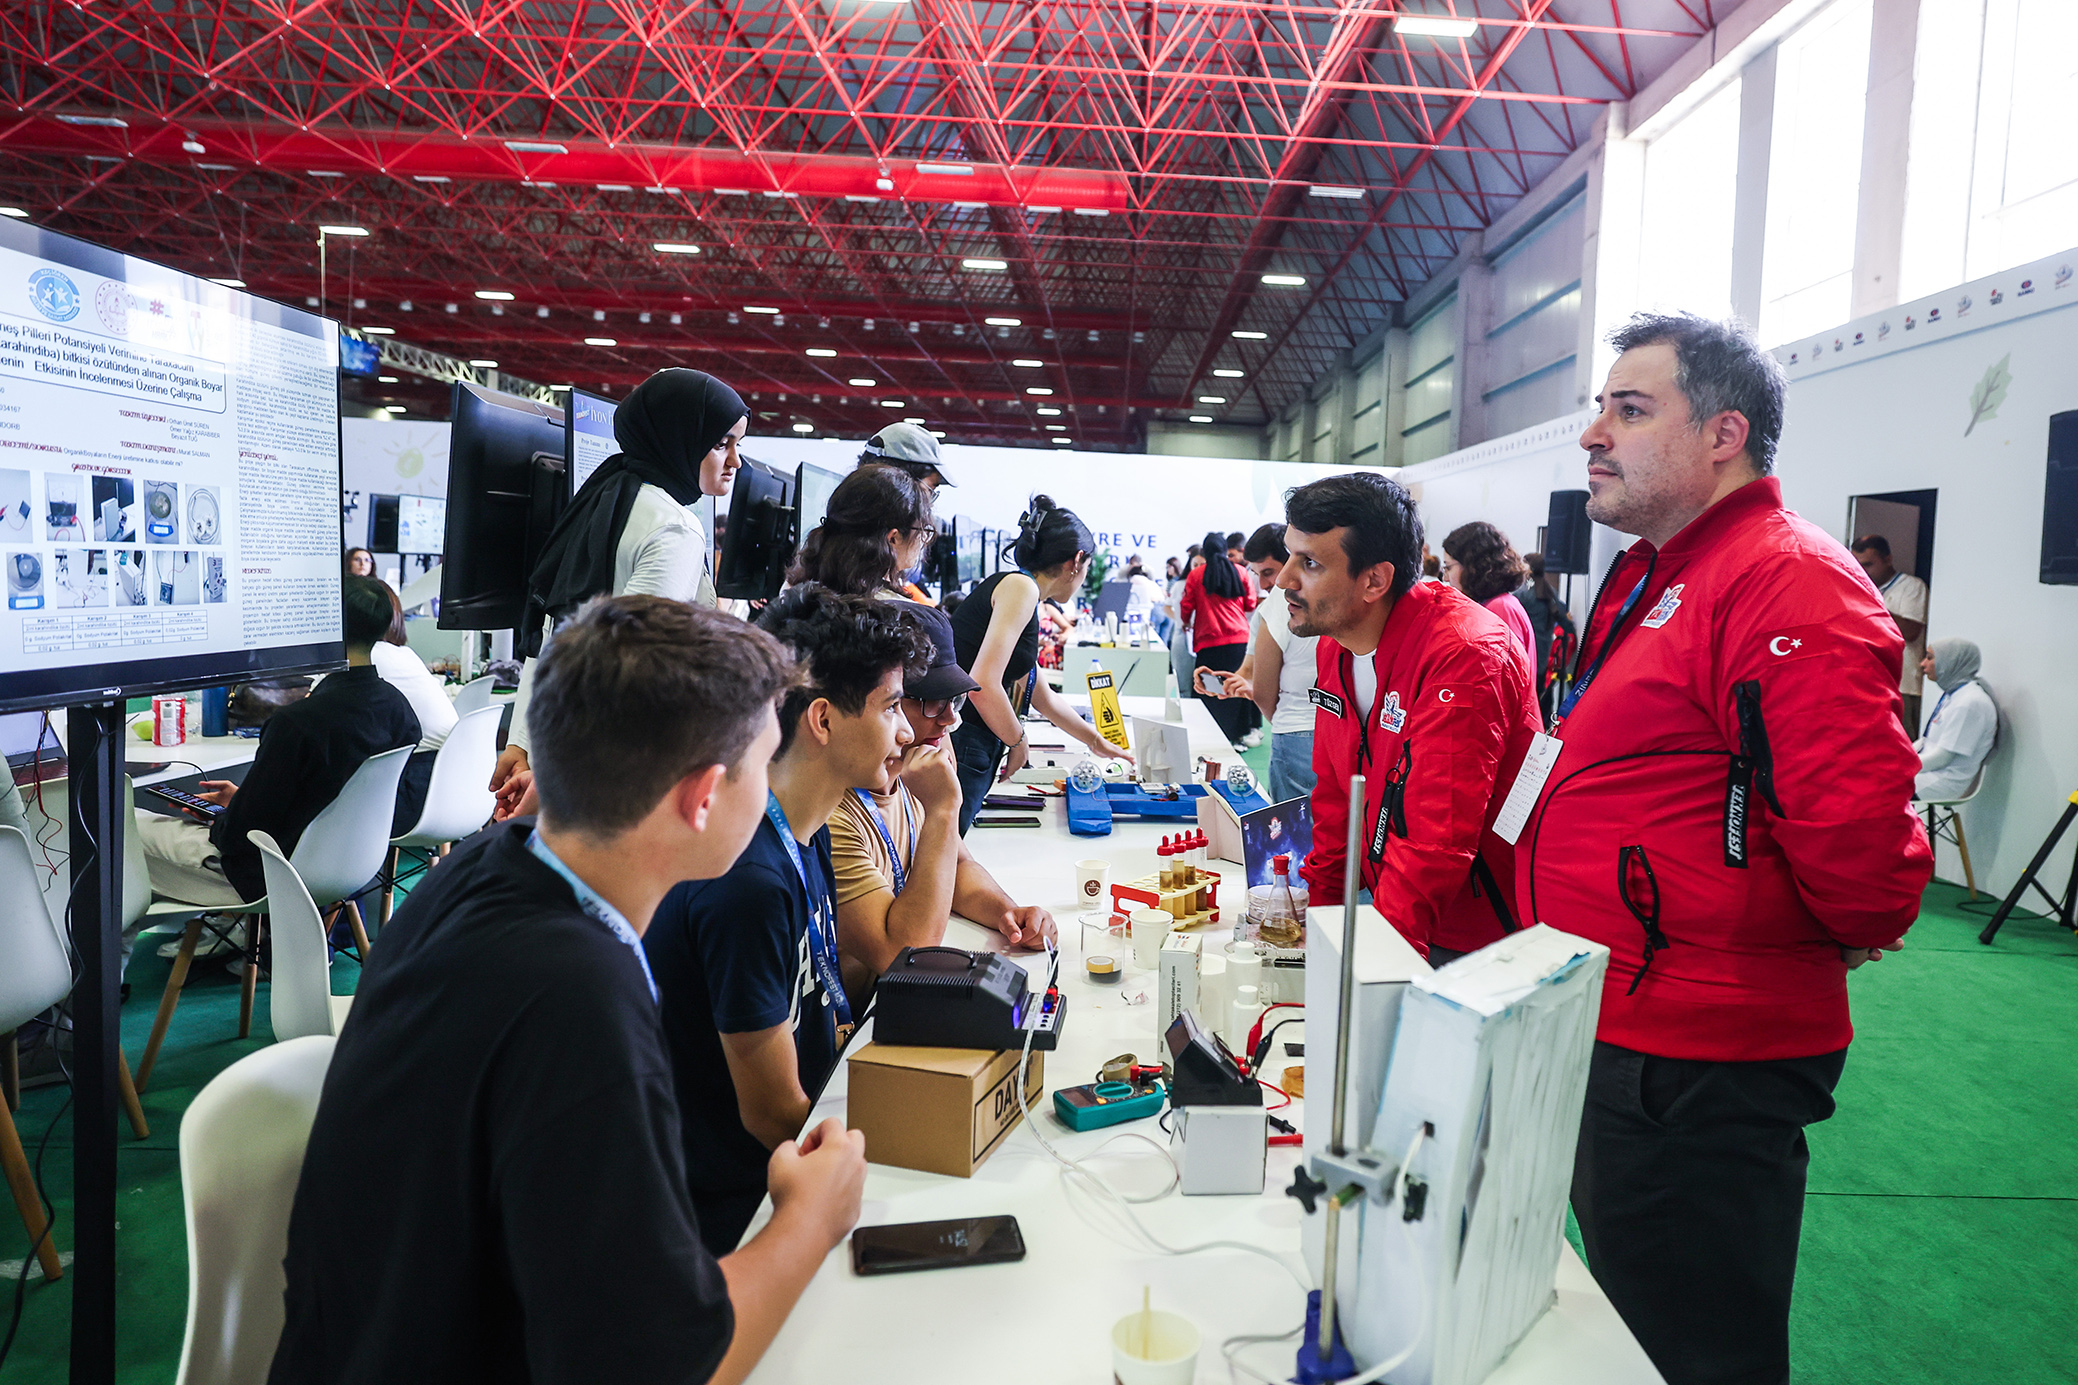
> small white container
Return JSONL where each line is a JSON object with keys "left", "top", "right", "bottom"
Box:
{"left": 1129, "top": 908, "right": 1172, "bottom": 969}
{"left": 1110, "top": 1309, "right": 1201, "bottom": 1385}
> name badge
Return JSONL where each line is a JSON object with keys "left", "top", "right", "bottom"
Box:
{"left": 1309, "top": 687, "right": 1346, "bottom": 718}
{"left": 1492, "top": 733, "right": 1564, "bottom": 845}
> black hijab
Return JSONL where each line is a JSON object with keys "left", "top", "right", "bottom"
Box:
{"left": 521, "top": 369, "right": 747, "bottom": 655}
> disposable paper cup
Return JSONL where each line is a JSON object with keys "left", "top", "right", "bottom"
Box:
{"left": 1076, "top": 858, "right": 1111, "bottom": 907}
{"left": 1110, "top": 1309, "right": 1200, "bottom": 1385}
{"left": 1129, "top": 908, "right": 1172, "bottom": 969}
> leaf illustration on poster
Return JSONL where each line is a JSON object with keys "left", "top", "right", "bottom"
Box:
{"left": 1964, "top": 354, "right": 2011, "bottom": 436}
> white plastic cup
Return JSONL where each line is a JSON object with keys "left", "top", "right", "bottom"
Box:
{"left": 1230, "top": 983, "right": 1261, "bottom": 1052}
{"left": 1129, "top": 908, "right": 1172, "bottom": 969}
{"left": 1076, "top": 858, "right": 1111, "bottom": 908}
{"left": 1111, "top": 1309, "right": 1201, "bottom": 1385}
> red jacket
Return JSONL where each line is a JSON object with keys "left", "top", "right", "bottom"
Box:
{"left": 1518, "top": 478, "right": 1932, "bottom": 1061}
{"left": 1181, "top": 559, "right": 1257, "bottom": 650}
{"left": 1302, "top": 581, "right": 1542, "bottom": 957}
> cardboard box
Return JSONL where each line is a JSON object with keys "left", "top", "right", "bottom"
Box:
{"left": 847, "top": 1043, "right": 1046, "bottom": 1178}
{"left": 1158, "top": 931, "right": 1203, "bottom": 1039}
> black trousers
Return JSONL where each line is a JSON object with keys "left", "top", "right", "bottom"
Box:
{"left": 1192, "top": 640, "right": 1253, "bottom": 745}
{"left": 1573, "top": 1041, "right": 1847, "bottom": 1385}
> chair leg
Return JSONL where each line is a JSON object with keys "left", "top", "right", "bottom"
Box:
{"left": 438, "top": 841, "right": 451, "bottom": 859}
{"left": 346, "top": 899, "right": 375, "bottom": 967}
{"left": 1953, "top": 811, "right": 1978, "bottom": 900}
{"left": 0, "top": 1095, "right": 63, "bottom": 1282}
{"left": 137, "top": 916, "right": 204, "bottom": 1092}
{"left": 115, "top": 1049, "right": 149, "bottom": 1141}
{"left": 379, "top": 845, "right": 399, "bottom": 927}
{"left": 3, "top": 1031, "right": 17, "bottom": 1113}
{"left": 237, "top": 916, "right": 262, "bottom": 1040}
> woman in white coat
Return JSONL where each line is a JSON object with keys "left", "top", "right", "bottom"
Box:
{"left": 1913, "top": 638, "right": 1996, "bottom": 803}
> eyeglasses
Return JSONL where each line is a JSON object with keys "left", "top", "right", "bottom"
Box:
{"left": 906, "top": 524, "right": 939, "bottom": 543}
{"left": 915, "top": 693, "right": 967, "bottom": 718}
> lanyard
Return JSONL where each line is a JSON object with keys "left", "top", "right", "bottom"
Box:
{"left": 763, "top": 792, "right": 853, "bottom": 1027}
{"left": 527, "top": 829, "right": 659, "bottom": 1004}
{"left": 852, "top": 787, "right": 917, "bottom": 896}
{"left": 1555, "top": 557, "right": 1656, "bottom": 725}
{"left": 1924, "top": 685, "right": 1958, "bottom": 733}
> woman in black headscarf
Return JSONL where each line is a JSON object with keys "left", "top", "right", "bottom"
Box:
{"left": 491, "top": 368, "right": 749, "bottom": 818}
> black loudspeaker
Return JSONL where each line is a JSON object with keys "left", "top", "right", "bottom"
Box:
{"left": 1545, "top": 489, "right": 1592, "bottom": 574}
{"left": 2042, "top": 410, "right": 2078, "bottom": 585}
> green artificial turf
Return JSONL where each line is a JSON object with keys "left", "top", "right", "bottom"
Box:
{"left": 2, "top": 874, "right": 2072, "bottom": 1383}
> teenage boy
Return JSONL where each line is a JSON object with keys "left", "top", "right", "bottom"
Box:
{"left": 646, "top": 585, "right": 931, "bottom": 1254}
{"left": 272, "top": 596, "right": 868, "bottom": 1385}
{"left": 827, "top": 602, "right": 1055, "bottom": 1003}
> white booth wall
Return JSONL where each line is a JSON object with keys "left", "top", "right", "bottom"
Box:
{"left": 1391, "top": 246, "right": 2078, "bottom": 900}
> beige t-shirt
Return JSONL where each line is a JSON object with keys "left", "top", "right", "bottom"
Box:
{"left": 1882, "top": 572, "right": 1928, "bottom": 695}
{"left": 827, "top": 785, "right": 920, "bottom": 907}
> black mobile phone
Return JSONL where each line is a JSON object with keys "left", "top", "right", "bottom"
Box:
{"left": 850, "top": 1216, "right": 1026, "bottom": 1277}
{"left": 973, "top": 816, "right": 1042, "bottom": 828}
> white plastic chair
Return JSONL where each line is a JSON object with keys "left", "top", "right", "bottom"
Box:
{"left": 450, "top": 674, "right": 496, "bottom": 716}
{"left": 174, "top": 1034, "right": 334, "bottom": 1385}
{"left": 140, "top": 746, "right": 412, "bottom": 1071}
{"left": 1916, "top": 766, "right": 1988, "bottom": 898}
{"left": 251, "top": 832, "right": 353, "bottom": 1042}
{"left": 378, "top": 704, "right": 500, "bottom": 924}
{"left": 0, "top": 824, "right": 151, "bottom": 1282}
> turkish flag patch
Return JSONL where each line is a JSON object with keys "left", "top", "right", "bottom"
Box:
{"left": 1760, "top": 623, "right": 1833, "bottom": 664}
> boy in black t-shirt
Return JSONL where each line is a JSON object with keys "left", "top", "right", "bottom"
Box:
{"left": 272, "top": 596, "right": 867, "bottom": 1385}
{"left": 647, "top": 585, "right": 932, "bottom": 1253}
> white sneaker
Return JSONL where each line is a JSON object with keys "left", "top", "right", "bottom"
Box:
{"left": 158, "top": 919, "right": 246, "bottom": 960}
{"left": 225, "top": 955, "right": 269, "bottom": 982}
{"left": 1242, "top": 729, "right": 1265, "bottom": 748}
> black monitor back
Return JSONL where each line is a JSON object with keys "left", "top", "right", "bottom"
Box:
{"left": 439, "top": 381, "right": 567, "bottom": 630}
{"left": 715, "top": 459, "right": 797, "bottom": 601}
{"left": 367, "top": 493, "right": 400, "bottom": 553}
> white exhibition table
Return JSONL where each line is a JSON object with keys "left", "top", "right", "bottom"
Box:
{"left": 745, "top": 696, "right": 1662, "bottom": 1385}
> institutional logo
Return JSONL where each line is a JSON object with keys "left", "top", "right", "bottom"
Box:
{"left": 2019, "top": 278, "right": 2036, "bottom": 297}
{"left": 2056, "top": 264, "right": 2072, "bottom": 290}
{"left": 1989, "top": 288, "right": 2004, "bottom": 306}
{"left": 1640, "top": 583, "right": 1686, "bottom": 630}
{"left": 1928, "top": 307, "right": 1942, "bottom": 323}
{"left": 1378, "top": 690, "right": 1406, "bottom": 734}
{"left": 27, "top": 267, "right": 80, "bottom": 322}
{"left": 1878, "top": 321, "right": 1891, "bottom": 339}
{"left": 1957, "top": 294, "right": 1973, "bottom": 317}
{"left": 1852, "top": 331, "right": 1865, "bottom": 346}
{"left": 1904, "top": 315, "right": 1916, "bottom": 331}
{"left": 94, "top": 279, "right": 128, "bottom": 335}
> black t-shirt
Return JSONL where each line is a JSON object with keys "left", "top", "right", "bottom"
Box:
{"left": 645, "top": 814, "right": 842, "bottom": 1212}
{"left": 948, "top": 571, "right": 1040, "bottom": 746}
{"left": 270, "top": 822, "right": 733, "bottom": 1385}
{"left": 211, "top": 663, "right": 423, "bottom": 900}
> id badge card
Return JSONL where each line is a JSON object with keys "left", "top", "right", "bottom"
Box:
{"left": 1492, "top": 733, "right": 1563, "bottom": 845}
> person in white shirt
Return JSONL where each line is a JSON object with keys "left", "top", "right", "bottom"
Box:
{"left": 1851, "top": 535, "right": 1928, "bottom": 730}
{"left": 1913, "top": 638, "right": 1996, "bottom": 804}
{"left": 1121, "top": 556, "right": 1166, "bottom": 640}
{"left": 372, "top": 583, "right": 459, "bottom": 751}
{"left": 1213, "top": 523, "right": 1320, "bottom": 804}
{"left": 492, "top": 369, "right": 747, "bottom": 819}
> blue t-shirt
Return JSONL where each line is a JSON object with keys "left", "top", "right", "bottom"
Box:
{"left": 644, "top": 815, "right": 841, "bottom": 1208}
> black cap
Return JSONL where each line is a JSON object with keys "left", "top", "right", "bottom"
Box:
{"left": 900, "top": 601, "right": 982, "bottom": 702}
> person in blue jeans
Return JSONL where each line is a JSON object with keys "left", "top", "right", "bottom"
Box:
{"left": 1212, "top": 524, "right": 1320, "bottom": 806}
{"left": 944, "top": 495, "right": 1131, "bottom": 834}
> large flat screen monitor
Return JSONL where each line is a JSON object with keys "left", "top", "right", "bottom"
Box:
{"left": 395, "top": 494, "right": 445, "bottom": 556}
{"left": 0, "top": 217, "right": 345, "bottom": 713}
{"left": 567, "top": 387, "right": 617, "bottom": 495}
{"left": 438, "top": 382, "right": 566, "bottom": 631}
{"left": 797, "top": 462, "right": 843, "bottom": 540}
{"left": 714, "top": 459, "right": 796, "bottom": 601}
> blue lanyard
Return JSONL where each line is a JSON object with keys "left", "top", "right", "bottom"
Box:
{"left": 852, "top": 787, "right": 916, "bottom": 896}
{"left": 1556, "top": 568, "right": 1652, "bottom": 724}
{"left": 1924, "top": 685, "right": 1958, "bottom": 733}
{"left": 526, "top": 829, "right": 658, "bottom": 1004}
{"left": 763, "top": 792, "right": 853, "bottom": 1027}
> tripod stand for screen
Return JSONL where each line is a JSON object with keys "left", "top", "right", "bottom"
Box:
{"left": 1978, "top": 790, "right": 2078, "bottom": 944}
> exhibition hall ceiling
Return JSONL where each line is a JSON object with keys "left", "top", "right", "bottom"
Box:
{"left": 0, "top": 0, "right": 1721, "bottom": 447}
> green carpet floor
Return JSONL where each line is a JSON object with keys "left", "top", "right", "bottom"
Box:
{"left": 2, "top": 871, "right": 2073, "bottom": 1383}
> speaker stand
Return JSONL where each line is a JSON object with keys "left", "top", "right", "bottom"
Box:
{"left": 1978, "top": 791, "right": 2078, "bottom": 944}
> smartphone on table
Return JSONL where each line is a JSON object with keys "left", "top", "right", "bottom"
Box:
{"left": 849, "top": 1216, "right": 1026, "bottom": 1276}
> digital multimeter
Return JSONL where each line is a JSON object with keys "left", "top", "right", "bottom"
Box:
{"left": 1053, "top": 1079, "right": 1166, "bottom": 1132}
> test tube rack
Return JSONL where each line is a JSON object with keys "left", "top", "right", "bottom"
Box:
{"left": 1110, "top": 867, "right": 1222, "bottom": 928}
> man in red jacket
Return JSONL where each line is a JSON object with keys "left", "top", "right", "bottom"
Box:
{"left": 1519, "top": 314, "right": 1932, "bottom": 1385}
{"left": 1282, "top": 472, "right": 1541, "bottom": 963}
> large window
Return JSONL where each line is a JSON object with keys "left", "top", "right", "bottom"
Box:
{"left": 1637, "top": 78, "right": 1741, "bottom": 324}
{"left": 1901, "top": 0, "right": 2078, "bottom": 299}
{"left": 1759, "top": 0, "right": 1874, "bottom": 346}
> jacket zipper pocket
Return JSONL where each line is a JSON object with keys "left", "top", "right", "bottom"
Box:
{"left": 1722, "top": 680, "right": 1783, "bottom": 869}
{"left": 1369, "top": 740, "right": 1413, "bottom": 864}
{"left": 1617, "top": 844, "right": 1669, "bottom": 996}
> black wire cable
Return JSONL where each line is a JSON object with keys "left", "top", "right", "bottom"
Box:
{"left": 0, "top": 1067, "right": 74, "bottom": 1370}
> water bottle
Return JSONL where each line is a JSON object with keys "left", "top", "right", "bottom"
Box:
{"left": 201, "top": 685, "right": 230, "bottom": 738}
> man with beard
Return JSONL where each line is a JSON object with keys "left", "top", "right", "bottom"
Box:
{"left": 826, "top": 601, "right": 1056, "bottom": 1005}
{"left": 1278, "top": 473, "right": 1542, "bottom": 964}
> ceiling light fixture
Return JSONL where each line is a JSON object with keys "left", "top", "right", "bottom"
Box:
{"left": 1045, "top": 425, "right": 1066, "bottom": 431}
{"left": 1189, "top": 415, "right": 1213, "bottom": 423}
{"left": 208, "top": 277, "right": 246, "bottom": 288}
{"left": 792, "top": 422, "right": 815, "bottom": 433}
{"left": 1308, "top": 185, "right": 1365, "bottom": 199}
{"left": 504, "top": 140, "right": 571, "bottom": 154}
{"left": 378, "top": 375, "right": 399, "bottom": 383}
{"left": 584, "top": 336, "right": 617, "bottom": 346}
{"left": 319, "top": 224, "right": 370, "bottom": 237}
{"left": 474, "top": 289, "right": 515, "bottom": 300}
{"left": 1035, "top": 407, "right": 1062, "bottom": 416}
{"left": 413, "top": 174, "right": 451, "bottom": 184}
{"left": 1261, "top": 274, "right": 1307, "bottom": 287}
{"left": 1026, "top": 387, "right": 1054, "bottom": 396}
{"left": 962, "top": 258, "right": 1007, "bottom": 271}
{"left": 849, "top": 377, "right": 877, "bottom": 387}
{"left": 1232, "top": 330, "right": 1267, "bottom": 339}
{"left": 470, "top": 359, "right": 498, "bottom": 368}
{"left": 881, "top": 400, "right": 905, "bottom": 408}
{"left": 984, "top": 316, "right": 1022, "bottom": 327}
{"left": 916, "top": 163, "right": 975, "bottom": 176}
{"left": 1394, "top": 14, "right": 1480, "bottom": 37}
{"left": 654, "top": 242, "right": 701, "bottom": 254}
{"left": 745, "top": 305, "right": 781, "bottom": 314}
{"left": 57, "top": 113, "right": 128, "bottom": 128}
{"left": 0, "top": 208, "right": 28, "bottom": 219}
{"left": 1051, "top": 437, "right": 1073, "bottom": 444}
{"left": 360, "top": 326, "right": 395, "bottom": 335}
{"left": 806, "top": 348, "right": 837, "bottom": 358}
{"left": 1011, "top": 358, "right": 1044, "bottom": 367}
{"left": 1198, "top": 395, "right": 1227, "bottom": 404}
{"left": 1213, "top": 369, "right": 1245, "bottom": 378}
